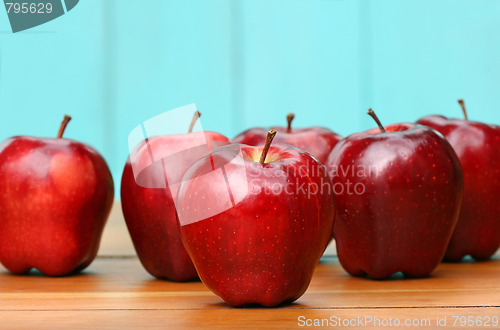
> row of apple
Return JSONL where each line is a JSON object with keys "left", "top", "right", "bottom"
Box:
{"left": 0, "top": 100, "right": 498, "bottom": 307}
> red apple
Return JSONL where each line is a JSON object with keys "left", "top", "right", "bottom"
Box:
{"left": 234, "top": 113, "right": 342, "bottom": 164}
{"left": 177, "top": 130, "right": 335, "bottom": 306}
{"left": 417, "top": 99, "right": 500, "bottom": 261}
{"left": 326, "top": 110, "right": 463, "bottom": 279}
{"left": 0, "top": 115, "right": 114, "bottom": 276}
{"left": 121, "top": 111, "right": 231, "bottom": 281}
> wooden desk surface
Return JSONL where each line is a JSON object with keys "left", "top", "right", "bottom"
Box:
{"left": 0, "top": 203, "right": 499, "bottom": 329}
{"left": 0, "top": 256, "right": 499, "bottom": 329}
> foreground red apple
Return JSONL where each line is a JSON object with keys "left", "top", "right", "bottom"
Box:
{"left": 234, "top": 113, "right": 341, "bottom": 164}
{"left": 121, "top": 111, "right": 231, "bottom": 280}
{"left": 417, "top": 99, "right": 500, "bottom": 261}
{"left": 0, "top": 115, "right": 114, "bottom": 276}
{"left": 326, "top": 110, "right": 463, "bottom": 279}
{"left": 177, "top": 130, "right": 335, "bottom": 306}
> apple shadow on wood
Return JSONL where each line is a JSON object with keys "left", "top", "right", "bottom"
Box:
{"left": 205, "top": 301, "right": 308, "bottom": 310}
{"left": 0, "top": 268, "right": 94, "bottom": 278}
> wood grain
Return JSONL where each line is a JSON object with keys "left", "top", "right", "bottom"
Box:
{"left": 0, "top": 256, "right": 499, "bottom": 329}
{"left": 1, "top": 308, "right": 499, "bottom": 330}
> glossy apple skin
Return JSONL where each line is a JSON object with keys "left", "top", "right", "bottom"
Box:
{"left": 0, "top": 137, "right": 114, "bottom": 276}
{"left": 417, "top": 116, "right": 500, "bottom": 261}
{"left": 177, "top": 143, "right": 335, "bottom": 307}
{"left": 121, "top": 131, "right": 230, "bottom": 281}
{"left": 234, "top": 126, "right": 342, "bottom": 164}
{"left": 326, "top": 124, "right": 463, "bottom": 279}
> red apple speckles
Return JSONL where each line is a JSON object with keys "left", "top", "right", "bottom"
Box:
{"left": 418, "top": 99, "right": 500, "bottom": 261}
{"left": 0, "top": 115, "right": 114, "bottom": 276}
{"left": 234, "top": 113, "right": 341, "bottom": 164}
{"left": 177, "top": 131, "right": 335, "bottom": 306}
{"left": 326, "top": 110, "right": 463, "bottom": 279}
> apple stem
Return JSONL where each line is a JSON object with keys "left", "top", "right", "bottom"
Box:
{"left": 188, "top": 111, "right": 201, "bottom": 133}
{"left": 57, "top": 115, "right": 72, "bottom": 138}
{"left": 286, "top": 113, "right": 295, "bottom": 133}
{"left": 367, "top": 108, "right": 386, "bottom": 133}
{"left": 458, "top": 99, "right": 468, "bottom": 120}
{"left": 259, "top": 130, "right": 277, "bottom": 164}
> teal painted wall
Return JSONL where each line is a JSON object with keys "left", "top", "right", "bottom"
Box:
{"left": 1, "top": 0, "right": 499, "bottom": 196}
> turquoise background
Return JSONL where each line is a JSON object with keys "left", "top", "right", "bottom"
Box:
{"left": 1, "top": 0, "right": 499, "bottom": 196}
